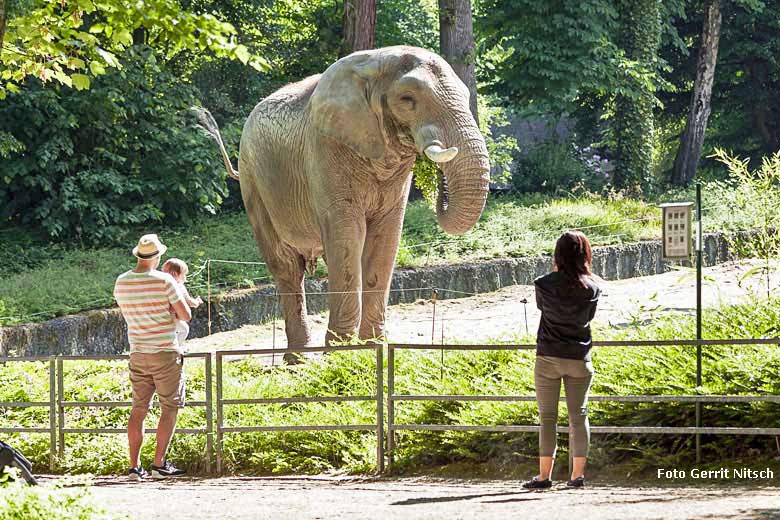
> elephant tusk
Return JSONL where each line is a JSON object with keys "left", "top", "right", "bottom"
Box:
{"left": 424, "top": 144, "right": 459, "bottom": 163}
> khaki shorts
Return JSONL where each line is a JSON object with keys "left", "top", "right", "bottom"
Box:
{"left": 129, "top": 351, "right": 185, "bottom": 411}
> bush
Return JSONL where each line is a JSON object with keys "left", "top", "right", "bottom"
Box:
{"left": 511, "top": 140, "right": 610, "bottom": 194}
{"left": 0, "top": 472, "right": 124, "bottom": 520}
{"left": 0, "top": 46, "right": 228, "bottom": 243}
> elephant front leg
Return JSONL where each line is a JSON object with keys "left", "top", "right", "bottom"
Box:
{"left": 359, "top": 208, "right": 406, "bottom": 342}
{"left": 322, "top": 208, "right": 367, "bottom": 344}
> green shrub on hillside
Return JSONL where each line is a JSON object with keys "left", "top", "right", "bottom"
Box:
{"left": 0, "top": 46, "right": 228, "bottom": 243}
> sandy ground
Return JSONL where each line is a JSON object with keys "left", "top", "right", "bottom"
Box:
{"left": 187, "top": 259, "right": 776, "bottom": 357}
{"left": 79, "top": 475, "right": 780, "bottom": 520}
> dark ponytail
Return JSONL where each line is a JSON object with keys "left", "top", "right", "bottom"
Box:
{"left": 554, "top": 231, "right": 593, "bottom": 289}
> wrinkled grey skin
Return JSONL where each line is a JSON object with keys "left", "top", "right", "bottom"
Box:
{"left": 201, "top": 46, "right": 490, "bottom": 350}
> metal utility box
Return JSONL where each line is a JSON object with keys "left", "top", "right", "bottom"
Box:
{"left": 659, "top": 202, "right": 694, "bottom": 260}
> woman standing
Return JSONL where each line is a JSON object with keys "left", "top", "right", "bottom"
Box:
{"left": 523, "top": 231, "right": 600, "bottom": 490}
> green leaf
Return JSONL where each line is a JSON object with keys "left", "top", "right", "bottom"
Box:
{"left": 234, "top": 45, "right": 250, "bottom": 65}
{"left": 89, "top": 61, "right": 106, "bottom": 75}
{"left": 71, "top": 74, "right": 91, "bottom": 90}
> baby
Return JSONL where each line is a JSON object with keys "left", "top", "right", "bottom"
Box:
{"left": 161, "top": 258, "right": 203, "bottom": 347}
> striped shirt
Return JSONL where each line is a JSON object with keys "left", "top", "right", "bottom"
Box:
{"left": 113, "top": 269, "right": 185, "bottom": 354}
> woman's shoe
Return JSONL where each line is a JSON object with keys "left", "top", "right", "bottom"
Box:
{"left": 567, "top": 476, "right": 585, "bottom": 488}
{"left": 522, "top": 476, "right": 553, "bottom": 489}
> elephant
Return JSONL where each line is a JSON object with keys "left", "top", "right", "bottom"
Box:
{"left": 196, "top": 45, "right": 490, "bottom": 354}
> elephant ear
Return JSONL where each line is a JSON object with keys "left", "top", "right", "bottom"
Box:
{"left": 309, "top": 54, "right": 385, "bottom": 160}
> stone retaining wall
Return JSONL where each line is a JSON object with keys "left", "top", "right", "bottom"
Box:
{"left": 0, "top": 234, "right": 731, "bottom": 356}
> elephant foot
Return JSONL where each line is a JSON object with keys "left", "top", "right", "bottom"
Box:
{"left": 283, "top": 352, "right": 304, "bottom": 365}
{"left": 325, "top": 328, "right": 360, "bottom": 346}
{"left": 358, "top": 324, "right": 387, "bottom": 344}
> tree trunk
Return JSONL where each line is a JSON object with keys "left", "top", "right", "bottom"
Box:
{"left": 0, "top": 0, "right": 6, "bottom": 49}
{"left": 438, "top": 0, "right": 479, "bottom": 124}
{"left": 341, "top": 0, "right": 376, "bottom": 56}
{"left": 671, "top": 0, "right": 722, "bottom": 185}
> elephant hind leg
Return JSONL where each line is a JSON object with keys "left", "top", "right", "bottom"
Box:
{"left": 244, "top": 194, "right": 312, "bottom": 352}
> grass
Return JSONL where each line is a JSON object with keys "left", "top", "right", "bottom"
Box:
{"left": 0, "top": 191, "right": 667, "bottom": 326}
{"left": 0, "top": 473, "right": 125, "bottom": 519}
{"left": 2, "top": 295, "right": 779, "bottom": 478}
{"left": 1, "top": 178, "right": 776, "bottom": 323}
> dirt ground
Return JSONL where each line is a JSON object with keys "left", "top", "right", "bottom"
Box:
{"left": 187, "top": 259, "right": 776, "bottom": 355}
{"left": 81, "top": 475, "right": 780, "bottom": 520}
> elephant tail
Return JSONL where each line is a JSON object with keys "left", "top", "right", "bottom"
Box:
{"left": 191, "top": 106, "right": 240, "bottom": 181}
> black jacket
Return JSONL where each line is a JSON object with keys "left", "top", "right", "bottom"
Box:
{"left": 534, "top": 271, "right": 600, "bottom": 361}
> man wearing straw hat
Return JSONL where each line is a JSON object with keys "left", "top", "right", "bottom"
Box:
{"left": 114, "top": 234, "right": 191, "bottom": 481}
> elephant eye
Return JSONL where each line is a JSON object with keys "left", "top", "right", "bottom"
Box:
{"left": 399, "top": 95, "right": 416, "bottom": 109}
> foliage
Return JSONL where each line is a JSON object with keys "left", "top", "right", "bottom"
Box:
{"left": 477, "top": 0, "right": 662, "bottom": 114}
{"left": 2, "top": 296, "right": 779, "bottom": 475}
{"left": 612, "top": 0, "right": 661, "bottom": 194}
{"left": 0, "top": 46, "right": 229, "bottom": 242}
{"left": 0, "top": 0, "right": 267, "bottom": 99}
{"left": 477, "top": 0, "right": 689, "bottom": 194}
{"left": 710, "top": 149, "right": 780, "bottom": 296}
{"left": 511, "top": 140, "right": 611, "bottom": 195}
{"left": 0, "top": 472, "right": 124, "bottom": 520}
{"left": 658, "top": 0, "right": 779, "bottom": 175}
{"left": 0, "top": 193, "right": 662, "bottom": 325}
{"left": 174, "top": 0, "right": 342, "bottom": 122}
{"left": 376, "top": 0, "right": 438, "bottom": 51}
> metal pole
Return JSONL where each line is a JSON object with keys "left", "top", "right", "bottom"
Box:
{"left": 431, "top": 289, "right": 437, "bottom": 345}
{"left": 696, "top": 182, "right": 703, "bottom": 463}
{"left": 272, "top": 289, "right": 278, "bottom": 360}
{"left": 57, "top": 357, "right": 65, "bottom": 460}
{"left": 376, "top": 345, "right": 384, "bottom": 473}
{"left": 205, "top": 353, "right": 213, "bottom": 474}
{"left": 387, "top": 345, "right": 395, "bottom": 468}
{"left": 49, "top": 357, "right": 56, "bottom": 471}
{"left": 216, "top": 352, "right": 223, "bottom": 474}
{"left": 520, "top": 298, "right": 529, "bottom": 336}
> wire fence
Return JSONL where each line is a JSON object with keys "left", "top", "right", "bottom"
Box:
{"left": 2, "top": 338, "right": 779, "bottom": 475}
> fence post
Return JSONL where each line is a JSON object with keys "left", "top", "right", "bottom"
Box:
{"left": 56, "top": 357, "right": 65, "bottom": 461}
{"left": 48, "top": 357, "right": 56, "bottom": 471}
{"left": 695, "top": 182, "right": 703, "bottom": 463}
{"left": 205, "top": 353, "right": 213, "bottom": 474}
{"left": 387, "top": 345, "right": 395, "bottom": 468}
{"left": 431, "top": 289, "right": 438, "bottom": 345}
{"left": 215, "top": 352, "right": 223, "bottom": 474}
{"left": 376, "top": 344, "right": 384, "bottom": 474}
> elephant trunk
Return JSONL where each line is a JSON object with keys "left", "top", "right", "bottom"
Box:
{"left": 435, "top": 129, "right": 490, "bottom": 235}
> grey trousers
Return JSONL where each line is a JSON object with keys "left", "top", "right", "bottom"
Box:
{"left": 534, "top": 355, "right": 595, "bottom": 458}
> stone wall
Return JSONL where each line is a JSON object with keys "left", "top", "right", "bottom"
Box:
{"left": 0, "top": 234, "right": 731, "bottom": 356}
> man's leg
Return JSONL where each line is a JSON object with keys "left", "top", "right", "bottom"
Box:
{"left": 152, "top": 352, "right": 185, "bottom": 470}
{"left": 128, "top": 407, "right": 148, "bottom": 468}
{"left": 154, "top": 407, "right": 179, "bottom": 467}
{"left": 128, "top": 354, "right": 155, "bottom": 470}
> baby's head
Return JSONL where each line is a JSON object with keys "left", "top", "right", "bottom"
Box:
{"left": 162, "top": 258, "right": 189, "bottom": 283}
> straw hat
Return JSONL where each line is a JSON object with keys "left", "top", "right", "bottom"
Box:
{"left": 132, "top": 234, "right": 167, "bottom": 259}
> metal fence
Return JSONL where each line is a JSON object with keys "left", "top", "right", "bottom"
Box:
{"left": 214, "top": 344, "right": 384, "bottom": 474}
{"left": 1, "top": 339, "right": 779, "bottom": 474}
{"left": 0, "top": 352, "right": 212, "bottom": 472}
{"left": 387, "top": 339, "right": 780, "bottom": 467}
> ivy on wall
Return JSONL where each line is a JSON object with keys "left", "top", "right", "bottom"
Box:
{"left": 613, "top": 0, "right": 661, "bottom": 193}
